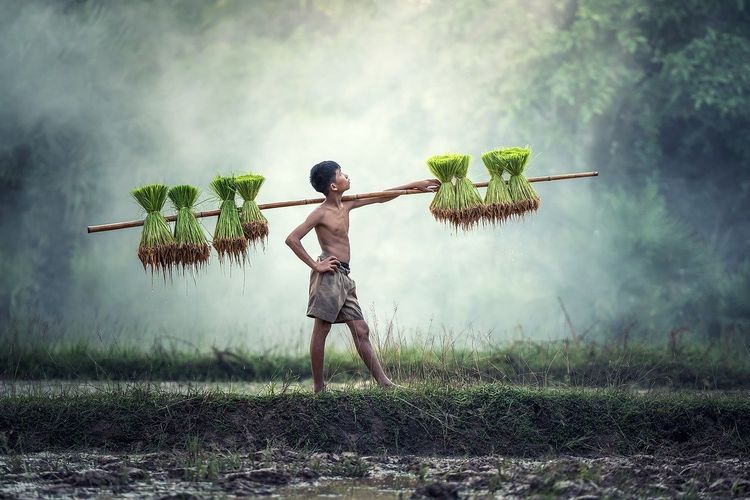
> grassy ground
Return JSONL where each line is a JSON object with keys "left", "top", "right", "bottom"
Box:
{"left": 3, "top": 336, "right": 750, "bottom": 389}
{"left": 1, "top": 384, "right": 748, "bottom": 456}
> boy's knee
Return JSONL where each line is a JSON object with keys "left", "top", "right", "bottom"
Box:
{"left": 315, "top": 319, "right": 332, "bottom": 335}
{"left": 353, "top": 322, "right": 369, "bottom": 342}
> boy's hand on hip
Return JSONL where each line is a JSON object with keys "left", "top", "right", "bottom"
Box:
{"left": 314, "top": 256, "right": 340, "bottom": 273}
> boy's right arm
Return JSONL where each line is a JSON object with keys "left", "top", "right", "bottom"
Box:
{"left": 285, "top": 210, "right": 340, "bottom": 273}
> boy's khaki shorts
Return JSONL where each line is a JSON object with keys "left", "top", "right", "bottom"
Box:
{"left": 306, "top": 254, "right": 365, "bottom": 324}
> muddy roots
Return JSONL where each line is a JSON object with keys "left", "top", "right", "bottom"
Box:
{"left": 242, "top": 221, "right": 269, "bottom": 250}
{"left": 430, "top": 207, "right": 487, "bottom": 233}
{"left": 174, "top": 242, "right": 211, "bottom": 274}
{"left": 504, "top": 197, "right": 541, "bottom": 221}
{"left": 482, "top": 203, "right": 513, "bottom": 226}
{"left": 213, "top": 237, "right": 249, "bottom": 266}
{"left": 137, "top": 243, "right": 178, "bottom": 281}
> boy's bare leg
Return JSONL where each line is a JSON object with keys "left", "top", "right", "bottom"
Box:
{"left": 346, "top": 319, "right": 395, "bottom": 387}
{"left": 310, "top": 318, "right": 332, "bottom": 393}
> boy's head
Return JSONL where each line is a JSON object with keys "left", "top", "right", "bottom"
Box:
{"left": 310, "top": 160, "right": 350, "bottom": 196}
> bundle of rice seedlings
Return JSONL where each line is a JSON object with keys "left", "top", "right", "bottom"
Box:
{"left": 480, "top": 149, "right": 514, "bottom": 225}
{"left": 426, "top": 154, "right": 460, "bottom": 225}
{"left": 426, "top": 153, "right": 483, "bottom": 231}
{"left": 235, "top": 173, "right": 269, "bottom": 250}
{"left": 496, "top": 145, "right": 541, "bottom": 218}
{"left": 451, "top": 153, "right": 485, "bottom": 231}
{"left": 131, "top": 184, "right": 177, "bottom": 278}
{"left": 167, "top": 185, "right": 211, "bottom": 274}
{"left": 209, "top": 175, "right": 248, "bottom": 266}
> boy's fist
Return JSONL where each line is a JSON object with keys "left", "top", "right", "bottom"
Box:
{"left": 412, "top": 179, "right": 440, "bottom": 192}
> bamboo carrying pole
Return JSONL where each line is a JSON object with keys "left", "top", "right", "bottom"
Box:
{"left": 87, "top": 171, "right": 598, "bottom": 234}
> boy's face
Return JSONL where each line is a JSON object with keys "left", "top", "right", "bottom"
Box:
{"left": 329, "top": 168, "right": 351, "bottom": 194}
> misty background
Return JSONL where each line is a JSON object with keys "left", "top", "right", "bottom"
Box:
{"left": 1, "top": 0, "right": 748, "bottom": 350}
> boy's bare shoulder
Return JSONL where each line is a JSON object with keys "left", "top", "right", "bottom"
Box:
{"left": 306, "top": 204, "right": 326, "bottom": 226}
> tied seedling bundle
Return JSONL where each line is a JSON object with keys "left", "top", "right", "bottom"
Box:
{"left": 167, "top": 185, "right": 211, "bottom": 274}
{"left": 481, "top": 149, "right": 514, "bottom": 225}
{"left": 426, "top": 153, "right": 483, "bottom": 231}
{"left": 131, "top": 184, "right": 176, "bottom": 278}
{"left": 426, "top": 154, "right": 459, "bottom": 225}
{"left": 209, "top": 175, "right": 248, "bottom": 266}
{"left": 498, "top": 146, "right": 540, "bottom": 218}
{"left": 451, "top": 153, "right": 484, "bottom": 230}
{"left": 235, "top": 174, "right": 269, "bottom": 250}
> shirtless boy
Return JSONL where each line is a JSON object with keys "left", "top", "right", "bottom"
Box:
{"left": 285, "top": 160, "right": 439, "bottom": 393}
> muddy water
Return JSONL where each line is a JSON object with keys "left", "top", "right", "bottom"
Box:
{"left": 1, "top": 449, "right": 748, "bottom": 499}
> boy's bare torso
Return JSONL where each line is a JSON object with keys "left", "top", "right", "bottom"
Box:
{"left": 312, "top": 202, "right": 352, "bottom": 263}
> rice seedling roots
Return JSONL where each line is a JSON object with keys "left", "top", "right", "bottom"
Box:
{"left": 137, "top": 243, "right": 177, "bottom": 280}
{"left": 213, "top": 237, "right": 249, "bottom": 266}
{"left": 242, "top": 221, "right": 269, "bottom": 247}
{"left": 174, "top": 243, "right": 211, "bottom": 274}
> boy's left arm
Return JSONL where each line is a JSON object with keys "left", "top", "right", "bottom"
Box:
{"left": 347, "top": 179, "right": 440, "bottom": 210}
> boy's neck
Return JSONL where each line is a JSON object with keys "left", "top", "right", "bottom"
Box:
{"left": 323, "top": 191, "right": 344, "bottom": 209}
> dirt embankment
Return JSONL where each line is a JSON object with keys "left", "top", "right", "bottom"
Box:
{"left": 2, "top": 386, "right": 749, "bottom": 456}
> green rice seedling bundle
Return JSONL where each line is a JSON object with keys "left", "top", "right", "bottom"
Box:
{"left": 167, "top": 185, "right": 211, "bottom": 273}
{"left": 495, "top": 146, "right": 540, "bottom": 218}
{"left": 451, "top": 153, "right": 485, "bottom": 231}
{"left": 209, "top": 175, "right": 248, "bottom": 266}
{"left": 235, "top": 174, "right": 269, "bottom": 250}
{"left": 131, "top": 184, "right": 177, "bottom": 278}
{"left": 481, "top": 149, "right": 514, "bottom": 225}
{"left": 426, "top": 154, "right": 460, "bottom": 226}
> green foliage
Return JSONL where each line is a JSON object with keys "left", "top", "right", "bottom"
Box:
{"left": 4, "top": 333, "right": 749, "bottom": 390}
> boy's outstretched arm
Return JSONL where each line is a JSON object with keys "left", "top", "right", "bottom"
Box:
{"left": 347, "top": 178, "right": 440, "bottom": 210}
{"left": 285, "top": 211, "right": 340, "bottom": 272}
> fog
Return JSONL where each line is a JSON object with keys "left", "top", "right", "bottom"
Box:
{"left": 3, "top": 0, "right": 736, "bottom": 350}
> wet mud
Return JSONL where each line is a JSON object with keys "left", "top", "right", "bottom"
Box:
{"left": 1, "top": 448, "right": 748, "bottom": 499}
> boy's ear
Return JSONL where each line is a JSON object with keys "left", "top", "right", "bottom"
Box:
{"left": 329, "top": 182, "right": 338, "bottom": 192}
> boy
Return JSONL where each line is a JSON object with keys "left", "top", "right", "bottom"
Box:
{"left": 285, "top": 160, "right": 439, "bottom": 393}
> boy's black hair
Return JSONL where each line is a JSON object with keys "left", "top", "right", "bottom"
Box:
{"left": 309, "top": 160, "right": 340, "bottom": 195}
